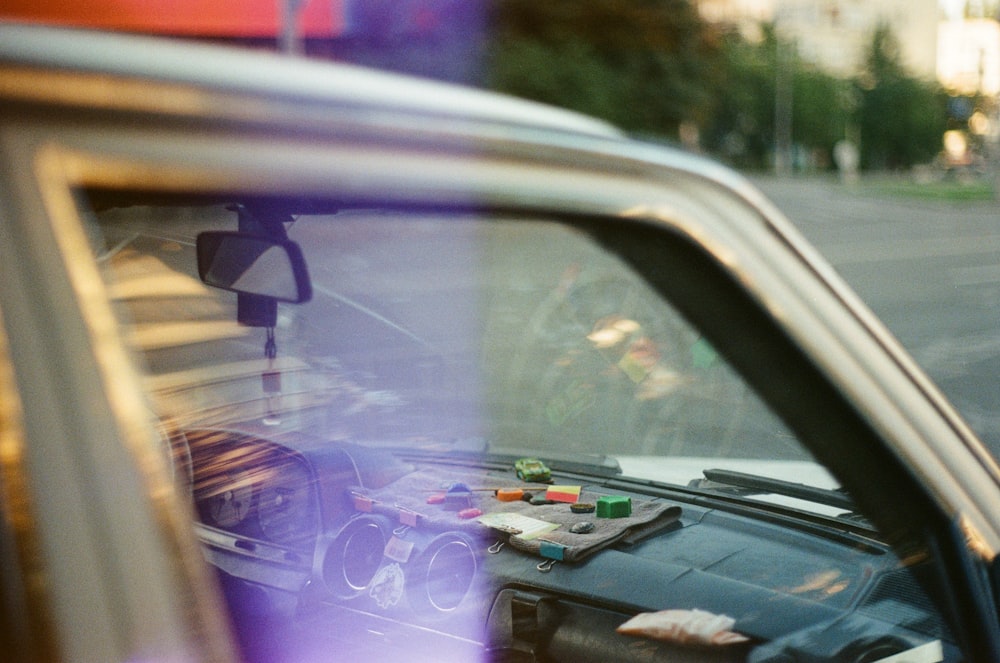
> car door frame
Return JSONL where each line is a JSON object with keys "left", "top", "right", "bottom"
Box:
{"left": 3, "top": 62, "right": 1000, "bottom": 660}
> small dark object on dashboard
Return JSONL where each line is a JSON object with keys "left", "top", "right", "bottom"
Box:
{"left": 571, "top": 503, "right": 596, "bottom": 514}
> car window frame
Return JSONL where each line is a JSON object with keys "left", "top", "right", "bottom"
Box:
{"left": 0, "top": 296, "right": 60, "bottom": 662}
{"left": 0, "top": 121, "right": 239, "bottom": 662}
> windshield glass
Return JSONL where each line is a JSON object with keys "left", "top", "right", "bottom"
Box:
{"left": 90, "top": 199, "right": 833, "bottom": 513}
{"left": 77, "top": 189, "right": 963, "bottom": 663}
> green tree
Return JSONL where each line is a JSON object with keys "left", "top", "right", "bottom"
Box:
{"left": 854, "top": 24, "right": 948, "bottom": 170}
{"left": 487, "top": 0, "right": 721, "bottom": 137}
{"left": 793, "top": 68, "right": 854, "bottom": 167}
{"left": 701, "top": 27, "right": 852, "bottom": 170}
{"left": 699, "top": 30, "right": 776, "bottom": 168}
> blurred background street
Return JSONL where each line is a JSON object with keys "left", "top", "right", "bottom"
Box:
{"left": 756, "top": 175, "right": 1000, "bottom": 454}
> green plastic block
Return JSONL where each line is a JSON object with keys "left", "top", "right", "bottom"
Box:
{"left": 596, "top": 495, "right": 631, "bottom": 518}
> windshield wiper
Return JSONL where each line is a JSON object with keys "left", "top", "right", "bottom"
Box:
{"left": 690, "top": 468, "right": 855, "bottom": 512}
{"left": 394, "top": 440, "right": 623, "bottom": 478}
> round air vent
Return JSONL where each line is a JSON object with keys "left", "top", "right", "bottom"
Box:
{"left": 409, "top": 533, "right": 479, "bottom": 614}
{"left": 322, "top": 516, "right": 389, "bottom": 598}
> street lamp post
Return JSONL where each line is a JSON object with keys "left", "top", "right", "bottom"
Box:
{"left": 774, "top": 33, "right": 794, "bottom": 175}
{"left": 772, "top": 3, "right": 795, "bottom": 176}
{"left": 280, "top": 0, "right": 307, "bottom": 55}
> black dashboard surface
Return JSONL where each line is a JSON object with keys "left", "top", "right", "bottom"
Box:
{"left": 179, "top": 429, "right": 955, "bottom": 663}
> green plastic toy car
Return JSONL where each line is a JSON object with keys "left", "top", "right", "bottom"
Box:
{"left": 515, "top": 458, "right": 551, "bottom": 483}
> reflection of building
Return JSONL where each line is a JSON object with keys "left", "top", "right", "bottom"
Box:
{"left": 698, "top": 0, "right": 940, "bottom": 81}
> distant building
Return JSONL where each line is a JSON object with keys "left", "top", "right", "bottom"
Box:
{"left": 698, "top": 0, "right": 941, "bottom": 81}
{"left": 938, "top": 18, "right": 1000, "bottom": 95}
{"left": 699, "top": 0, "right": 772, "bottom": 28}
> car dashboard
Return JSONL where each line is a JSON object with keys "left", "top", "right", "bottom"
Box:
{"left": 172, "top": 427, "right": 957, "bottom": 663}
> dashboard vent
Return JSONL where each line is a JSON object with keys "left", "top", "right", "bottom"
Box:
{"left": 321, "top": 515, "right": 391, "bottom": 599}
{"left": 408, "top": 532, "right": 479, "bottom": 615}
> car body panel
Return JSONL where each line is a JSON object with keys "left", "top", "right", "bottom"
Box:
{"left": 0, "top": 24, "right": 620, "bottom": 140}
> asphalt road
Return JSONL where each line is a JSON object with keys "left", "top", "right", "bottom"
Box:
{"left": 751, "top": 175, "right": 1000, "bottom": 455}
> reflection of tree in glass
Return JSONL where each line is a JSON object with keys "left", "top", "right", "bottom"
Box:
{"left": 502, "top": 265, "right": 753, "bottom": 458}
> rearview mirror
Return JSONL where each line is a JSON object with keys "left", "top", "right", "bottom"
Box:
{"left": 196, "top": 231, "right": 312, "bottom": 303}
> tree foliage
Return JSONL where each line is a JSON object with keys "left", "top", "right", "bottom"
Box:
{"left": 697, "top": 31, "right": 776, "bottom": 168}
{"left": 700, "top": 23, "right": 946, "bottom": 171}
{"left": 487, "top": 0, "right": 721, "bottom": 135}
{"left": 698, "top": 28, "right": 854, "bottom": 170}
{"left": 854, "top": 24, "right": 948, "bottom": 170}
{"left": 332, "top": 2, "right": 950, "bottom": 172}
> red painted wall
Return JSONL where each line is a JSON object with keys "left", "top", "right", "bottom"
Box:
{"left": 1, "top": 0, "right": 345, "bottom": 38}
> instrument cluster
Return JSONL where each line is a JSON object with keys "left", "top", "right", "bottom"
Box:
{"left": 318, "top": 513, "right": 488, "bottom": 622}
{"left": 184, "top": 429, "right": 321, "bottom": 550}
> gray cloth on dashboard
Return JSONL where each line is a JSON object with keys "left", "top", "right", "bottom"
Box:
{"left": 349, "top": 465, "right": 681, "bottom": 564}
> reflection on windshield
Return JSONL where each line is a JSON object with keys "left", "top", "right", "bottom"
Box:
{"left": 95, "top": 204, "right": 828, "bottom": 506}
{"left": 90, "top": 197, "right": 965, "bottom": 663}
